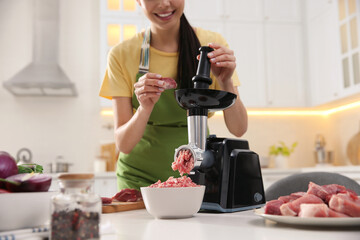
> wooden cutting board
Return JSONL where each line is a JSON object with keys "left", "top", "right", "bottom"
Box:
{"left": 102, "top": 201, "right": 145, "bottom": 214}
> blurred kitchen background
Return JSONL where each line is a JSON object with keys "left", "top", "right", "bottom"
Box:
{"left": 1, "top": 0, "right": 360, "bottom": 174}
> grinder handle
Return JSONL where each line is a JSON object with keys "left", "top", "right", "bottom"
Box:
{"left": 192, "top": 46, "right": 214, "bottom": 89}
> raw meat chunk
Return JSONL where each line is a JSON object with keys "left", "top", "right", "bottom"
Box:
{"left": 172, "top": 149, "right": 194, "bottom": 176}
{"left": 280, "top": 194, "right": 324, "bottom": 216}
{"left": 299, "top": 203, "right": 350, "bottom": 218}
{"left": 161, "top": 77, "right": 177, "bottom": 89}
{"left": 278, "top": 195, "right": 298, "bottom": 203}
{"left": 264, "top": 199, "right": 284, "bottom": 215}
{"left": 278, "top": 192, "right": 305, "bottom": 203}
{"left": 329, "top": 193, "right": 360, "bottom": 217}
{"left": 307, "top": 182, "right": 350, "bottom": 203}
{"left": 101, "top": 197, "right": 113, "bottom": 204}
{"left": 290, "top": 192, "right": 307, "bottom": 198}
{"left": 112, "top": 188, "right": 142, "bottom": 202}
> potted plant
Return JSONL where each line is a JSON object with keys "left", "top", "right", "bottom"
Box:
{"left": 269, "top": 141, "right": 298, "bottom": 168}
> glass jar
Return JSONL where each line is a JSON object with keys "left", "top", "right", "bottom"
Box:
{"left": 51, "top": 173, "right": 101, "bottom": 240}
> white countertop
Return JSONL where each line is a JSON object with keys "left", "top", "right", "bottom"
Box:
{"left": 100, "top": 209, "right": 360, "bottom": 240}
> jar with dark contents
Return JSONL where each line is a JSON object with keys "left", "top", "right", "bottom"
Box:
{"left": 51, "top": 173, "right": 101, "bottom": 240}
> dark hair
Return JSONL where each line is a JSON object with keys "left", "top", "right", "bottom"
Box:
{"left": 177, "top": 14, "right": 201, "bottom": 89}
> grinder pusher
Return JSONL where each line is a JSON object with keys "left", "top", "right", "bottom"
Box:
{"left": 174, "top": 46, "right": 266, "bottom": 212}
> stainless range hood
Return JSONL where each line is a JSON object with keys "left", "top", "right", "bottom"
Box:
{"left": 3, "top": 0, "right": 77, "bottom": 97}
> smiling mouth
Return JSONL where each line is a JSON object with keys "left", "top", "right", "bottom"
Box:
{"left": 155, "top": 10, "right": 175, "bottom": 19}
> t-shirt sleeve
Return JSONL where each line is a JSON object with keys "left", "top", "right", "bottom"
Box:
{"left": 99, "top": 46, "right": 133, "bottom": 100}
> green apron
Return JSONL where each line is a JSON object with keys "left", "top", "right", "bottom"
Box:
{"left": 116, "top": 29, "right": 188, "bottom": 190}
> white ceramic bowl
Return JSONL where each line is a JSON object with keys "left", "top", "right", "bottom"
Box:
{"left": 0, "top": 191, "right": 55, "bottom": 231}
{"left": 140, "top": 186, "right": 205, "bottom": 219}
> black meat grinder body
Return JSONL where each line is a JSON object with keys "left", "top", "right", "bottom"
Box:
{"left": 174, "top": 47, "right": 265, "bottom": 213}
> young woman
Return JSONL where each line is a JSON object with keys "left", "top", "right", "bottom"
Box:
{"left": 99, "top": 0, "right": 248, "bottom": 190}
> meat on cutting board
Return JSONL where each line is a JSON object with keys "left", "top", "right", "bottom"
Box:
{"left": 280, "top": 194, "right": 323, "bottom": 216}
{"left": 102, "top": 189, "right": 145, "bottom": 213}
{"left": 102, "top": 197, "right": 113, "bottom": 204}
{"left": 112, "top": 188, "right": 142, "bottom": 202}
{"left": 299, "top": 203, "right": 350, "bottom": 218}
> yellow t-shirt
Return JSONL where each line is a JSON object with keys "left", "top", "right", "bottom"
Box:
{"left": 99, "top": 28, "right": 240, "bottom": 99}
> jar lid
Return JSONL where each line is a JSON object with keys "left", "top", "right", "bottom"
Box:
{"left": 58, "top": 173, "right": 94, "bottom": 180}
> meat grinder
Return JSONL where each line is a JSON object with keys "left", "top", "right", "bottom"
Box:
{"left": 174, "top": 46, "right": 266, "bottom": 212}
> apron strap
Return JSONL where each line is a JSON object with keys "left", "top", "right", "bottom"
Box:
{"left": 138, "top": 27, "right": 151, "bottom": 74}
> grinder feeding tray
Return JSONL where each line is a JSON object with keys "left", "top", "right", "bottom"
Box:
{"left": 174, "top": 46, "right": 265, "bottom": 213}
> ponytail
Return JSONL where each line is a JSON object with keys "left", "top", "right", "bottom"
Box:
{"left": 177, "top": 14, "right": 201, "bottom": 89}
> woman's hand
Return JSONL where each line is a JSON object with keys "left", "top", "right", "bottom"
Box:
{"left": 134, "top": 72, "right": 165, "bottom": 111}
{"left": 207, "top": 42, "right": 236, "bottom": 88}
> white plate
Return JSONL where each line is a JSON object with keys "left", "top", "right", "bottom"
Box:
{"left": 254, "top": 207, "right": 360, "bottom": 227}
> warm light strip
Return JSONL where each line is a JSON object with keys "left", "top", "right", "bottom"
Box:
{"left": 322, "top": 100, "right": 360, "bottom": 115}
{"left": 245, "top": 110, "right": 324, "bottom": 116}
{"left": 101, "top": 101, "right": 360, "bottom": 116}
{"left": 101, "top": 110, "right": 114, "bottom": 116}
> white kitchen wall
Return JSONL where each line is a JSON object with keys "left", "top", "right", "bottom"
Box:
{"left": 0, "top": 0, "right": 102, "bottom": 173}
{"left": 208, "top": 113, "right": 333, "bottom": 168}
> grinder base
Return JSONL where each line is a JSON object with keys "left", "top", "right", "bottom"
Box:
{"left": 190, "top": 137, "right": 266, "bottom": 213}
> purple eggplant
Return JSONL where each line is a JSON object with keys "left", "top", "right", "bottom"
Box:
{"left": 5, "top": 173, "right": 52, "bottom": 192}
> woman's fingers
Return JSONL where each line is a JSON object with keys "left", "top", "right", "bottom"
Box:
{"left": 211, "top": 60, "right": 236, "bottom": 69}
{"left": 135, "top": 84, "right": 164, "bottom": 96}
{"left": 135, "top": 73, "right": 164, "bottom": 88}
{"left": 134, "top": 73, "right": 165, "bottom": 94}
{"left": 207, "top": 43, "right": 236, "bottom": 68}
{"left": 134, "top": 72, "right": 166, "bottom": 107}
{"left": 209, "top": 54, "right": 236, "bottom": 64}
{"left": 207, "top": 43, "right": 234, "bottom": 61}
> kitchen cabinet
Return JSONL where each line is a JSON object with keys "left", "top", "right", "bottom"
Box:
{"left": 184, "top": 0, "right": 223, "bottom": 20}
{"left": 306, "top": 0, "right": 360, "bottom": 106}
{"left": 306, "top": 2, "right": 342, "bottom": 106}
{"left": 264, "top": 23, "right": 305, "bottom": 107}
{"left": 264, "top": 0, "right": 302, "bottom": 22}
{"left": 223, "top": 0, "right": 305, "bottom": 107}
{"left": 224, "top": 22, "right": 267, "bottom": 107}
{"left": 223, "top": 0, "right": 263, "bottom": 21}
